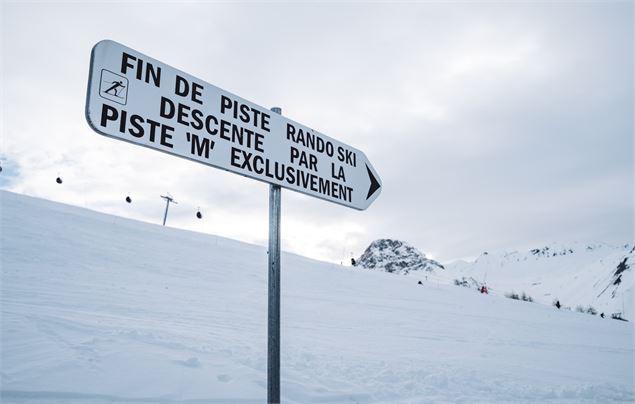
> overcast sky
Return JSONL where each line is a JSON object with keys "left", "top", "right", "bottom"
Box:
{"left": 1, "top": 1, "right": 633, "bottom": 264}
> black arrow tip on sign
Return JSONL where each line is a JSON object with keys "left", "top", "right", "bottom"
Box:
{"left": 366, "top": 164, "right": 381, "bottom": 200}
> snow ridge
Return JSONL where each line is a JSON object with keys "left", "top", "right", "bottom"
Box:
{"left": 444, "top": 242, "right": 634, "bottom": 320}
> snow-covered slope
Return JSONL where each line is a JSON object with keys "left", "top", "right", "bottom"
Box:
{"left": 441, "top": 243, "right": 634, "bottom": 320}
{"left": 355, "top": 239, "right": 444, "bottom": 274}
{"left": 1, "top": 191, "right": 633, "bottom": 403}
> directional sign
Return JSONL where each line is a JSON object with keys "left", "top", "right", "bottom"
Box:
{"left": 85, "top": 40, "right": 381, "bottom": 210}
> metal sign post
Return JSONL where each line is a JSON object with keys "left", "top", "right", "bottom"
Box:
{"left": 268, "top": 107, "right": 282, "bottom": 404}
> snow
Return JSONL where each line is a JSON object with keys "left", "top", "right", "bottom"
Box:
{"left": 436, "top": 243, "right": 634, "bottom": 320}
{"left": 1, "top": 190, "right": 633, "bottom": 403}
{"left": 354, "top": 238, "right": 633, "bottom": 321}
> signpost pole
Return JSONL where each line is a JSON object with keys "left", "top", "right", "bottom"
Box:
{"left": 268, "top": 106, "right": 282, "bottom": 404}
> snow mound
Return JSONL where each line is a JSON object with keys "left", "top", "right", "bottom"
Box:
{"left": 355, "top": 239, "right": 444, "bottom": 274}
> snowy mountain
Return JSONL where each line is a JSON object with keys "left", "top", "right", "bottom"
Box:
{"left": 441, "top": 242, "right": 634, "bottom": 320}
{"left": 353, "top": 239, "right": 633, "bottom": 321}
{"left": 1, "top": 190, "right": 633, "bottom": 402}
{"left": 354, "top": 239, "right": 444, "bottom": 274}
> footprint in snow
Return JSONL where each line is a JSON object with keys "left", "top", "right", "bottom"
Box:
{"left": 175, "top": 357, "right": 200, "bottom": 368}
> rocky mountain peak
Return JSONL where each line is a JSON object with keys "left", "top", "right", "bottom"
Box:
{"left": 355, "top": 239, "right": 444, "bottom": 275}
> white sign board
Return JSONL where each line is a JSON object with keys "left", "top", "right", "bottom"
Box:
{"left": 86, "top": 40, "right": 381, "bottom": 210}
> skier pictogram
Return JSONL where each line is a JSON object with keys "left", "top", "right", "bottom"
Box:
{"left": 104, "top": 80, "right": 126, "bottom": 98}
{"left": 99, "top": 69, "right": 128, "bottom": 105}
